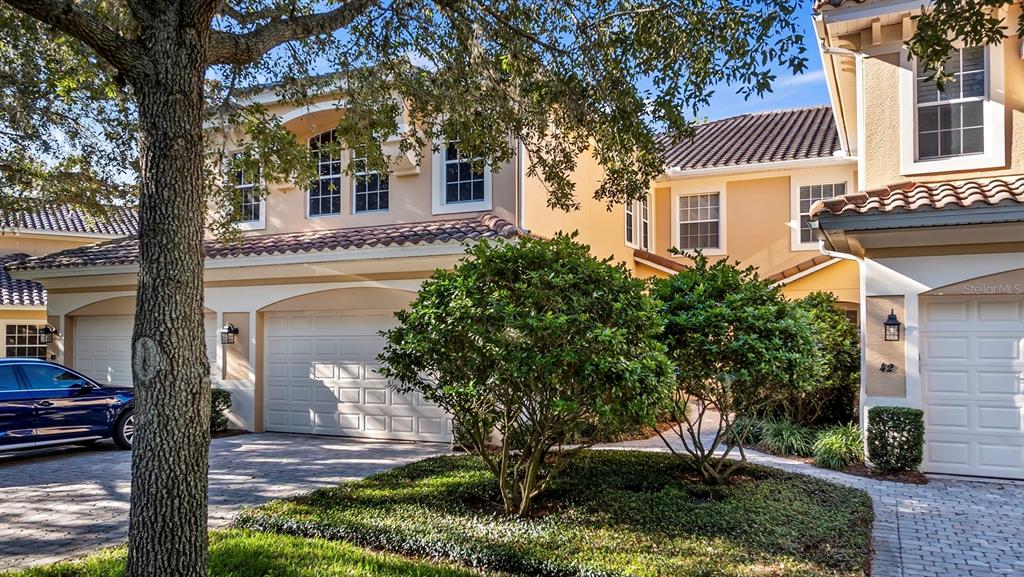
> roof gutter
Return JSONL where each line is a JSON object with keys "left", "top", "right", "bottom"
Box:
{"left": 662, "top": 154, "right": 855, "bottom": 180}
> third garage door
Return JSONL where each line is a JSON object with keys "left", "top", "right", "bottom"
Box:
{"left": 920, "top": 296, "right": 1024, "bottom": 479}
{"left": 263, "top": 310, "right": 451, "bottom": 442}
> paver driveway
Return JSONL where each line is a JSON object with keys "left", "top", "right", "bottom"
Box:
{"left": 606, "top": 435, "right": 1024, "bottom": 577}
{"left": 0, "top": 433, "right": 445, "bottom": 570}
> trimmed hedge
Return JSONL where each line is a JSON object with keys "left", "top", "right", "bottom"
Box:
{"left": 236, "top": 451, "right": 873, "bottom": 577}
{"left": 211, "top": 388, "right": 232, "bottom": 432}
{"left": 866, "top": 406, "right": 924, "bottom": 473}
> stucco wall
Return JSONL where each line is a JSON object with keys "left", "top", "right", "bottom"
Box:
{"left": 780, "top": 258, "right": 860, "bottom": 304}
{"left": 856, "top": 27, "right": 1023, "bottom": 190}
{"left": 0, "top": 234, "right": 101, "bottom": 257}
{"left": 214, "top": 104, "right": 519, "bottom": 237}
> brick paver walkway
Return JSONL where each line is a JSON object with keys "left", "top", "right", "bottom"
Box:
{"left": 604, "top": 434, "right": 1024, "bottom": 577}
{"left": 0, "top": 433, "right": 444, "bottom": 570}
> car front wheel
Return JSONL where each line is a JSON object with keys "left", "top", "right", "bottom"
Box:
{"left": 113, "top": 409, "right": 134, "bottom": 450}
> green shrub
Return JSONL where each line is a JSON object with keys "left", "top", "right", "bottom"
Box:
{"left": 867, "top": 406, "right": 925, "bottom": 472}
{"left": 378, "top": 234, "right": 672, "bottom": 514}
{"left": 211, "top": 388, "right": 232, "bottom": 432}
{"left": 755, "top": 292, "right": 860, "bottom": 427}
{"left": 759, "top": 419, "right": 816, "bottom": 457}
{"left": 813, "top": 424, "right": 864, "bottom": 470}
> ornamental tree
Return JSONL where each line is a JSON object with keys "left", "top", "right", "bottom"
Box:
{"left": 908, "top": 1, "right": 1023, "bottom": 81}
{"left": 1, "top": 1, "right": 808, "bottom": 573}
{"left": 378, "top": 234, "right": 672, "bottom": 515}
{"left": 650, "top": 253, "right": 820, "bottom": 484}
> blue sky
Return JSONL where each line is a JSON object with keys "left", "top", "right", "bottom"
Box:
{"left": 699, "top": 15, "right": 830, "bottom": 121}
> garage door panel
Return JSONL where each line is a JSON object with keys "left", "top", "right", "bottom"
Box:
{"left": 921, "top": 296, "right": 1024, "bottom": 479}
{"left": 264, "top": 311, "right": 451, "bottom": 442}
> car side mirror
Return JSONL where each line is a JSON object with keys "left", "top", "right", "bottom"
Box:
{"left": 71, "top": 381, "right": 96, "bottom": 394}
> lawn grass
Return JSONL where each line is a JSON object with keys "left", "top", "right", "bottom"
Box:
{"left": 3, "top": 529, "right": 487, "bottom": 577}
{"left": 237, "top": 450, "right": 873, "bottom": 577}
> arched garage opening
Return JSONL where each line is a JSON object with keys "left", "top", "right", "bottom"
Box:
{"left": 66, "top": 296, "right": 217, "bottom": 387}
{"left": 256, "top": 286, "right": 451, "bottom": 443}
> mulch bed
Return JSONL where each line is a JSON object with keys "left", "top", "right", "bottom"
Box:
{"left": 213, "top": 428, "right": 250, "bottom": 439}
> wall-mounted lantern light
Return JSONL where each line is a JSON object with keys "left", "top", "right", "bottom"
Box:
{"left": 220, "top": 323, "right": 240, "bottom": 345}
{"left": 883, "top": 309, "right": 902, "bottom": 342}
{"left": 39, "top": 324, "right": 60, "bottom": 345}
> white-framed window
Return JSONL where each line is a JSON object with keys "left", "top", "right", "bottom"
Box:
{"left": 676, "top": 192, "right": 721, "bottom": 252}
{"left": 798, "top": 182, "right": 846, "bottom": 244}
{"left": 232, "top": 152, "right": 265, "bottom": 230}
{"left": 916, "top": 46, "right": 985, "bottom": 160}
{"left": 624, "top": 196, "right": 651, "bottom": 251}
{"left": 351, "top": 148, "right": 389, "bottom": 213}
{"left": 431, "top": 141, "right": 492, "bottom": 215}
{"left": 899, "top": 44, "right": 1005, "bottom": 175}
{"left": 4, "top": 324, "right": 47, "bottom": 360}
{"left": 308, "top": 130, "right": 343, "bottom": 217}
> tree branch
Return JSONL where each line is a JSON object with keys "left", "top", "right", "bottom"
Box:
{"left": 1, "top": 0, "right": 144, "bottom": 76}
{"left": 207, "top": 0, "right": 373, "bottom": 66}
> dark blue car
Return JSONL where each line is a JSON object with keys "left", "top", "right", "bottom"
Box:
{"left": 0, "top": 359, "right": 134, "bottom": 452}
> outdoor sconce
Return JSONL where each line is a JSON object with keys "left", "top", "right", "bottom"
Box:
{"left": 883, "top": 309, "right": 902, "bottom": 342}
{"left": 220, "top": 323, "right": 240, "bottom": 345}
{"left": 39, "top": 324, "right": 59, "bottom": 345}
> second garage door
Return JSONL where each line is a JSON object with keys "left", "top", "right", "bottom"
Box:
{"left": 264, "top": 310, "right": 451, "bottom": 442}
{"left": 919, "top": 296, "right": 1024, "bottom": 479}
{"left": 74, "top": 314, "right": 219, "bottom": 387}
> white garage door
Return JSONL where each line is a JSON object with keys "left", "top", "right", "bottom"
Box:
{"left": 920, "top": 296, "right": 1024, "bottom": 479}
{"left": 264, "top": 311, "right": 451, "bottom": 442}
{"left": 74, "top": 314, "right": 218, "bottom": 387}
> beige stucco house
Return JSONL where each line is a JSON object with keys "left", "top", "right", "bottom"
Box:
{"left": 0, "top": 206, "right": 137, "bottom": 362}
{"left": 810, "top": 0, "right": 1024, "bottom": 479}
{"left": 526, "top": 106, "right": 862, "bottom": 311}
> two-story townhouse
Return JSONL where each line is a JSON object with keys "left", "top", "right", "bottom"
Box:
{"left": 6, "top": 94, "right": 527, "bottom": 441}
{"left": 810, "top": 0, "right": 1024, "bottom": 479}
{"left": 0, "top": 205, "right": 137, "bottom": 362}
{"left": 526, "top": 106, "right": 861, "bottom": 311}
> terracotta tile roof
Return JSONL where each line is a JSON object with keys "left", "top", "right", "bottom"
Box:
{"left": 0, "top": 254, "right": 45, "bottom": 306}
{"left": 810, "top": 177, "right": 1024, "bottom": 218}
{"left": 657, "top": 106, "right": 842, "bottom": 172}
{"left": 813, "top": 0, "right": 866, "bottom": 11}
{"left": 633, "top": 249, "right": 686, "bottom": 273}
{"left": 765, "top": 255, "right": 836, "bottom": 284}
{"left": 1, "top": 204, "right": 138, "bottom": 236}
{"left": 7, "top": 214, "right": 520, "bottom": 272}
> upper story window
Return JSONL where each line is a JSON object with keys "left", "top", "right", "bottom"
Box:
{"left": 232, "top": 153, "right": 261, "bottom": 224}
{"left": 431, "top": 140, "right": 492, "bottom": 215}
{"left": 900, "top": 44, "right": 1004, "bottom": 175}
{"left": 309, "top": 130, "right": 342, "bottom": 217}
{"left": 677, "top": 192, "right": 720, "bottom": 251}
{"left": 351, "top": 148, "right": 389, "bottom": 213}
{"left": 625, "top": 197, "right": 650, "bottom": 251}
{"left": 798, "top": 182, "right": 846, "bottom": 244}
{"left": 916, "top": 46, "right": 985, "bottom": 160}
{"left": 444, "top": 141, "right": 485, "bottom": 204}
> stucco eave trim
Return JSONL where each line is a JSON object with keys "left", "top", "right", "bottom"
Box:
{"left": 661, "top": 155, "right": 856, "bottom": 180}
{"left": 8, "top": 240, "right": 476, "bottom": 281}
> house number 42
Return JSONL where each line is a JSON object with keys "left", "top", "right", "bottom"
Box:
{"left": 879, "top": 363, "right": 896, "bottom": 373}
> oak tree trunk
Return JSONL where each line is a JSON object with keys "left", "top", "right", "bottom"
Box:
{"left": 126, "top": 13, "right": 211, "bottom": 577}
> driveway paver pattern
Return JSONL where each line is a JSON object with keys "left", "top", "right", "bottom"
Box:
{"left": 605, "top": 435, "right": 1024, "bottom": 577}
{"left": 0, "top": 433, "right": 444, "bottom": 569}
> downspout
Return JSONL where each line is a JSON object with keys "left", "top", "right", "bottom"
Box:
{"left": 516, "top": 140, "right": 526, "bottom": 231}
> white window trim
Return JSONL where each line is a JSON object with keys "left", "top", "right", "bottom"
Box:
{"left": 899, "top": 44, "right": 1005, "bottom": 176}
{"left": 307, "top": 131, "right": 346, "bottom": 220}
{"left": 624, "top": 196, "right": 653, "bottom": 252}
{"left": 350, "top": 148, "right": 390, "bottom": 215}
{"left": 234, "top": 166, "right": 266, "bottom": 232}
{"left": 1, "top": 321, "right": 47, "bottom": 360}
{"left": 790, "top": 177, "right": 851, "bottom": 251}
{"left": 672, "top": 189, "right": 725, "bottom": 256}
{"left": 431, "top": 142, "right": 493, "bottom": 215}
